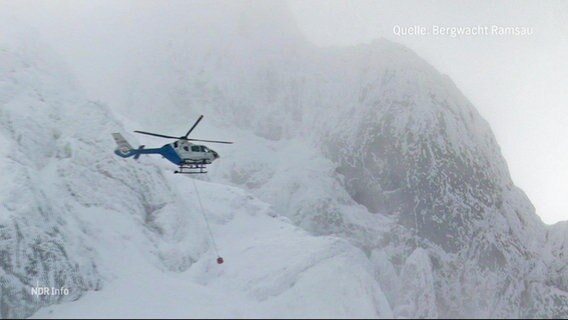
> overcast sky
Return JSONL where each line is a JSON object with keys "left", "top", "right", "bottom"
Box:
{"left": 2, "top": 0, "right": 566, "bottom": 224}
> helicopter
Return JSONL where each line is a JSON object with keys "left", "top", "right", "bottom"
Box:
{"left": 112, "top": 115, "right": 232, "bottom": 174}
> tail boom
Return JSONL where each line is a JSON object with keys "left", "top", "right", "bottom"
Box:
{"left": 112, "top": 133, "right": 177, "bottom": 162}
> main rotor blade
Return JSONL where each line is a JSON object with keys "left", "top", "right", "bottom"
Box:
{"left": 184, "top": 115, "right": 204, "bottom": 138}
{"left": 134, "top": 130, "right": 180, "bottom": 139}
{"left": 186, "top": 138, "right": 233, "bottom": 144}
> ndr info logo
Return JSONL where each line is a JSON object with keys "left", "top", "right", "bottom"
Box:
{"left": 30, "top": 282, "right": 70, "bottom": 297}
{"left": 393, "top": 24, "right": 534, "bottom": 38}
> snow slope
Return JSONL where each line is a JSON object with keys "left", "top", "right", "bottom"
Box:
{"left": 32, "top": 178, "right": 391, "bottom": 319}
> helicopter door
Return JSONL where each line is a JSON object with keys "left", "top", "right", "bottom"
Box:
{"left": 190, "top": 145, "right": 205, "bottom": 160}
{"left": 174, "top": 141, "right": 191, "bottom": 159}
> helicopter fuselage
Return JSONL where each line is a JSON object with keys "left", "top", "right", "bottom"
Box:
{"left": 112, "top": 134, "right": 219, "bottom": 166}
{"left": 170, "top": 139, "right": 219, "bottom": 164}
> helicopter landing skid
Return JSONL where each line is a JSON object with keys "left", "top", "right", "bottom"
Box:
{"left": 174, "top": 163, "right": 208, "bottom": 174}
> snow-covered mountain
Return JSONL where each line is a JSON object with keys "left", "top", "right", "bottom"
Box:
{"left": 0, "top": 16, "right": 393, "bottom": 319}
{"left": 2, "top": 3, "right": 568, "bottom": 318}
{"left": 96, "top": 3, "right": 568, "bottom": 318}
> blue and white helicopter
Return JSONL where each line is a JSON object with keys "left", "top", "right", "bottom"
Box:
{"left": 112, "top": 115, "right": 232, "bottom": 174}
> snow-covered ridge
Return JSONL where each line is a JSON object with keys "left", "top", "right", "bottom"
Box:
{"left": 0, "top": 19, "right": 209, "bottom": 317}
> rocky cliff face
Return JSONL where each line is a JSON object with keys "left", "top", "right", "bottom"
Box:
{"left": 310, "top": 41, "right": 568, "bottom": 317}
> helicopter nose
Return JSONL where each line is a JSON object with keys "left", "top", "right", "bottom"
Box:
{"left": 211, "top": 150, "right": 219, "bottom": 159}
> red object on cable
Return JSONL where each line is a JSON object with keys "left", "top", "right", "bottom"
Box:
{"left": 217, "top": 257, "right": 224, "bottom": 264}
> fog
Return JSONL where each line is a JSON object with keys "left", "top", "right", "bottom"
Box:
{"left": 289, "top": 0, "right": 568, "bottom": 225}
{"left": 1, "top": 0, "right": 566, "bottom": 224}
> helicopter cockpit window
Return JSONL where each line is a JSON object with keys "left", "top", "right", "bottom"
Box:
{"left": 174, "top": 141, "right": 179, "bottom": 148}
{"left": 191, "top": 146, "right": 201, "bottom": 152}
{"left": 183, "top": 146, "right": 189, "bottom": 151}
{"left": 202, "top": 146, "right": 209, "bottom": 152}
